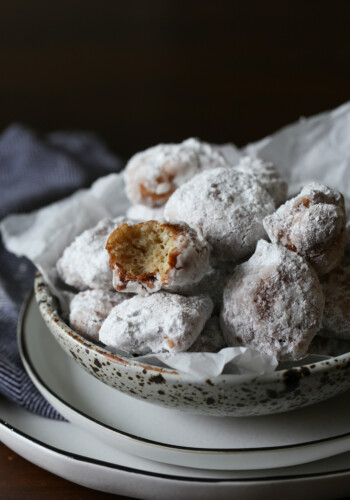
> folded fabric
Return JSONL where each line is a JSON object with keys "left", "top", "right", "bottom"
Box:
{"left": 0, "top": 124, "right": 123, "bottom": 419}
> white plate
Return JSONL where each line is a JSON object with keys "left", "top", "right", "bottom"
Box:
{"left": 3, "top": 397, "right": 350, "bottom": 499}
{"left": 19, "top": 294, "right": 350, "bottom": 470}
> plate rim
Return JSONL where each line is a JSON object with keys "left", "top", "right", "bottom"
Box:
{"left": 3, "top": 405, "right": 350, "bottom": 485}
{"left": 18, "top": 292, "right": 350, "bottom": 456}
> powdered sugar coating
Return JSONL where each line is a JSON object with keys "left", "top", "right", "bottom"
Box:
{"left": 69, "top": 289, "right": 130, "bottom": 342}
{"left": 220, "top": 240, "right": 324, "bottom": 360}
{"left": 179, "top": 262, "right": 235, "bottom": 314}
{"left": 99, "top": 292, "right": 214, "bottom": 354}
{"left": 321, "top": 265, "right": 350, "bottom": 339}
{"left": 189, "top": 316, "right": 227, "bottom": 353}
{"left": 57, "top": 217, "right": 127, "bottom": 290}
{"left": 233, "top": 156, "right": 287, "bottom": 207}
{"left": 164, "top": 167, "right": 276, "bottom": 262}
{"left": 263, "top": 182, "right": 346, "bottom": 275}
{"left": 124, "top": 138, "right": 227, "bottom": 207}
{"left": 126, "top": 204, "right": 165, "bottom": 221}
{"left": 110, "top": 221, "right": 210, "bottom": 295}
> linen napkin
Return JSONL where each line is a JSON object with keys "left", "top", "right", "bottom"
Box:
{"left": 0, "top": 124, "right": 123, "bottom": 418}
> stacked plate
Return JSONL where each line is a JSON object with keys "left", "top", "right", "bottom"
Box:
{"left": 2, "top": 294, "right": 350, "bottom": 499}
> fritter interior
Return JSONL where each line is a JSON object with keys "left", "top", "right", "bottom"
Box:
{"left": 106, "top": 221, "right": 180, "bottom": 280}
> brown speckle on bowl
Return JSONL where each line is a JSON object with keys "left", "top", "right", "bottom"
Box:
{"left": 149, "top": 374, "right": 166, "bottom": 384}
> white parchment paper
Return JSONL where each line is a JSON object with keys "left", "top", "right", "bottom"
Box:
{"left": 2, "top": 102, "right": 350, "bottom": 378}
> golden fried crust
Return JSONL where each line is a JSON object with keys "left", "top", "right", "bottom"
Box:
{"left": 139, "top": 172, "right": 176, "bottom": 205}
{"left": 124, "top": 139, "right": 227, "bottom": 207}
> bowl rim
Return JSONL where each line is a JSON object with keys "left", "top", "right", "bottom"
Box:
{"left": 34, "top": 271, "right": 350, "bottom": 384}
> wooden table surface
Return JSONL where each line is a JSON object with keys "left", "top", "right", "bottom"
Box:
{"left": 1, "top": 0, "right": 350, "bottom": 498}
{"left": 0, "top": 441, "right": 129, "bottom": 499}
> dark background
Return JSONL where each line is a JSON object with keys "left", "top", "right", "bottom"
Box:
{"left": 1, "top": 0, "right": 350, "bottom": 160}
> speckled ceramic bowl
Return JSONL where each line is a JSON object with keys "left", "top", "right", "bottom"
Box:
{"left": 35, "top": 272, "right": 350, "bottom": 417}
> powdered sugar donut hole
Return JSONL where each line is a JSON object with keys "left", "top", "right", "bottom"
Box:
{"left": 124, "top": 138, "right": 227, "bottom": 207}
{"left": 56, "top": 217, "right": 127, "bottom": 290}
{"left": 99, "top": 292, "right": 214, "bottom": 354}
{"left": 263, "top": 183, "right": 346, "bottom": 275}
{"left": 164, "top": 167, "right": 276, "bottom": 262}
{"left": 220, "top": 240, "right": 324, "bottom": 360}
{"left": 233, "top": 156, "right": 287, "bottom": 207}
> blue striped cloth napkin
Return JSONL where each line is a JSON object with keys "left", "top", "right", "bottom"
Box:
{"left": 0, "top": 124, "right": 123, "bottom": 419}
